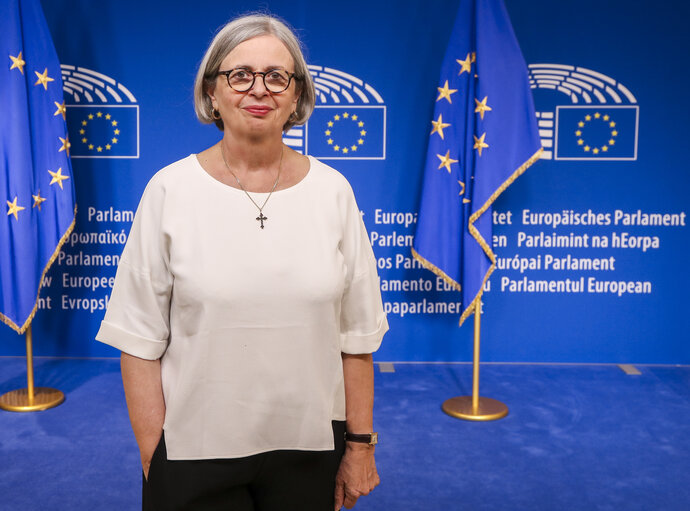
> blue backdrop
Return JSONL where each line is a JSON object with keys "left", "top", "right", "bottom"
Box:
{"left": 2, "top": 0, "right": 688, "bottom": 363}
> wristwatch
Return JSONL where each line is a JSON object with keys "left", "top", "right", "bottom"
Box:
{"left": 344, "top": 431, "right": 378, "bottom": 445}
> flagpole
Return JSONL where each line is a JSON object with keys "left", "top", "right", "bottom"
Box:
{"left": 442, "top": 301, "right": 508, "bottom": 421}
{"left": 0, "top": 325, "right": 64, "bottom": 412}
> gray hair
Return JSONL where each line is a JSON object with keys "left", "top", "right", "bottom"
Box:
{"left": 193, "top": 14, "right": 316, "bottom": 133}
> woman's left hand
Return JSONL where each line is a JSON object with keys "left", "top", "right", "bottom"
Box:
{"left": 334, "top": 443, "right": 380, "bottom": 509}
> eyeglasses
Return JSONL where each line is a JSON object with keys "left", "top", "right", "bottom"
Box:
{"left": 217, "top": 68, "right": 297, "bottom": 93}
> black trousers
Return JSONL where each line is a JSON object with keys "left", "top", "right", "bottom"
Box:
{"left": 143, "top": 421, "right": 346, "bottom": 511}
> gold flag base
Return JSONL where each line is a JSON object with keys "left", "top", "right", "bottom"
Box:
{"left": 0, "top": 325, "right": 65, "bottom": 413}
{"left": 0, "top": 387, "right": 65, "bottom": 412}
{"left": 442, "top": 396, "right": 508, "bottom": 421}
{"left": 443, "top": 301, "right": 508, "bottom": 422}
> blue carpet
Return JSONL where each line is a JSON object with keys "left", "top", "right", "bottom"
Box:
{"left": 0, "top": 359, "right": 688, "bottom": 510}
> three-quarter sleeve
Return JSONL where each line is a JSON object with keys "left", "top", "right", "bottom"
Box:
{"left": 95, "top": 177, "right": 173, "bottom": 360}
{"left": 339, "top": 189, "right": 389, "bottom": 354}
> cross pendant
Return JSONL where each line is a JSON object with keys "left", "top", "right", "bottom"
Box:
{"left": 256, "top": 212, "right": 267, "bottom": 229}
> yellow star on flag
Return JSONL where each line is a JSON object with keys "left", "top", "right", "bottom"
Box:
{"left": 430, "top": 113, "right": 451, "bottom": 139}
{"left": 59, "top": 136, "right": 71, "bottom": 156}
{"left": 32, "top": 192, "right": 46, "bottom": 211}
{"left": 436, "top": 150, "right": 458, "bottom": 174}
{"left": 473, "top": 132, "right": 489, "bottom": 156}
{"left": 6, "top": 197, "right": 25, "bottom": 220}
{"left": 458, "top": 180, "right": 465, "bottom": 196}
{"left": 34, "top": 68, "right": 54, "bottom": 90}
{"left": 436, "top": 80, "right": 458, "bottom": 103}
{"left": 48, "top": 168, "right": 70, "bottom": 189}
{"left": 456, "top": 53, "right": 472, "bottom": 75}
{"left": 474, "top": 96, "right": 492, "bottom": 120}
{"left": 9, "top": 52, "right": 26, "bottom": 74}
{"left": 54, "top": 101, "right": 67, "bottom": 120}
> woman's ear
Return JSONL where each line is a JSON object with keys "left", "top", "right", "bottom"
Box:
{"left": 207, "top": 84, "right": 217, "bottom": 108}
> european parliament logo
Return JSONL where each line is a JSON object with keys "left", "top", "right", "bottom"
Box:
{"left": 283, "top": 66, "right": 386, "bottom": 160}
{"left": 528, "top": 64, "right": 638, "bottom": 161}
{"left": 61, "top": 65, "right": 139, "bottom": 159}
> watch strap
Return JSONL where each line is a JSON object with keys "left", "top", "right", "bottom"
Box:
{"left": 344, "top": 431, "right": 378, "bottom": 445}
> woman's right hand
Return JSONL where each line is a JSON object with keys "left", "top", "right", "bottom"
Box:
{"left": 141, "top": 433, "right": 161, "bottom": 480}
{"left": 121, "top": 353, "right": 166, "bottom": 481}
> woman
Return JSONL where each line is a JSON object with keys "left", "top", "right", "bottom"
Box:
{"left": 96, "top": 13, "right": 388, "bottom": 511}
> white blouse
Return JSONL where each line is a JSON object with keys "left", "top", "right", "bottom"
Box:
{"left": 96, "top": 154, "right": 388, "bottom": 460}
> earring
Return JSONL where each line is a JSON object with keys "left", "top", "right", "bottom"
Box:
{"left": 211, "top": 108, "right": 221, "bottom": 120}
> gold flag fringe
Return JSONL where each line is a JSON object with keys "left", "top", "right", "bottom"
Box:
{"left": 459, "top": 147, "right": 543, "bottom": 325}
{"left": 411, "top": 247, "right": 462, "bottom": 292}
{"left": 0, "top": 205, "right": 77, "bottom": 334}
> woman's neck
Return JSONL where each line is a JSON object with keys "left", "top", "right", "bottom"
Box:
{"left": 220, "top": 131, "right": 284, "bottom": 173}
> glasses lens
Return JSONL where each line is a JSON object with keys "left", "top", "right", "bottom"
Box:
{"left": 227, "top": 69, "right": 254, "bottom": 91}
{"left": 264, "top": 70, "right": 290, "bottom": 93}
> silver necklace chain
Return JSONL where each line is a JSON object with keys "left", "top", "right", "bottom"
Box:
{"left": 220, "top": 143, "right": 283, "bottom": 229}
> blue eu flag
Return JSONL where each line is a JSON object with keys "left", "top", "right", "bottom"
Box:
{"left": 555, "top": 106, "right": 638, "bottom": 160}
{"left": 306, "top": 106, "right": 385, "bottom": 160}
{"left": 0, "top": 0, "right": 76, "bottom": 333}
{"left": 412, "top": 0, "right": 542, "bottom": 325}
{"left": 67, "top": 105, "right": 140, "bottom": 158}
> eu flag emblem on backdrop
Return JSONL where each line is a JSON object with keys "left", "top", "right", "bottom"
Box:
{"left": 306, "top": 106, "right": 385, "bottom": 159}
{"left": 412, "top": 0, "right": 542, "bottom": 325}
{"left": 1, "top": 0, "right": 76, "bottom": 333}
{"left": 67, "top": 105, "right": 139, "bottom": 158}
{"left": 555, "top": 106, "right": 638, "bottom": 160}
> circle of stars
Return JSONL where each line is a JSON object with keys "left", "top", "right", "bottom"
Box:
{"left": 324, "top": 112, "right": 366, "bottom": 154}
{"left": 79, "top": 112, "right": 121, "bottom": 153}
{"left": 575, "top": 112, "right": 617, "bottom": 155}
